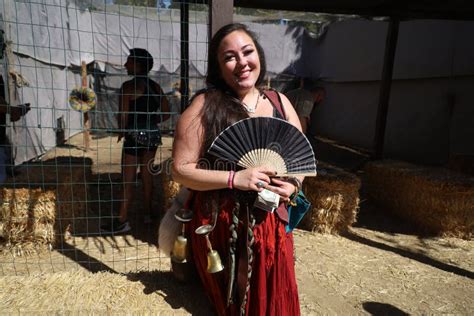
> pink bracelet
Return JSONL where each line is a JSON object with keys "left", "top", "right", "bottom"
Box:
{"left": 227, "top": 170, "right": 235, "bottom": 189}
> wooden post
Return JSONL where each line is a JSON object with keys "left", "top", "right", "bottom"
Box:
{"left": 373, "top": 18, "right": 399, "bottom": 159}
{"left": 81, "top": 61, "right": 90, "bottom": 151}
{"left": 209, "top": 0, "right": 233, "bottom": 38}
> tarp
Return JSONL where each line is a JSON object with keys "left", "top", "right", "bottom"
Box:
{"left": 4, "top": 1, "right": 303, "bottom": 76}
{"left": 3, "top": 55, "right": 84, "bottom": 165}
{"left": 5, "top": 0, "right": 194, "bottom": 73}
{"left": 311, "top": 19, "right": 474, "bottom": 162}
{"left": 316, "top": 19, "right": 474, "bottom": 81}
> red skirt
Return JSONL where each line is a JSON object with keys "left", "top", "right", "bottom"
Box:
{"left": 188, "top": 192, "right": 300, "bottom": 316}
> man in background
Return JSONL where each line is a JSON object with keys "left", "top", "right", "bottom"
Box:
{"left": 285, "top": 78, "right": 325, "bottom": 134}
{"left": 0, "top": 74, "right": 30, "bottom": 183}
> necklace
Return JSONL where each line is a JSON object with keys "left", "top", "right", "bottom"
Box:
{"left": 242, "top": 91, "right": 260, "bottom": 113}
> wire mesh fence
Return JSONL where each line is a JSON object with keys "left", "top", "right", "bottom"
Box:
{"left": 0, "top": 0, "right": 301, "bottom": 277}
{"left": 0, "top": 0, "right": 210, "bottom": 276}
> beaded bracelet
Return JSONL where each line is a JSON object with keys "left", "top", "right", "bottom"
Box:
{"left": 287, "top": 177, "right": 302, "bottom": 205}
{"left": 227, "top": 170, "right": 235, "bottom": 189}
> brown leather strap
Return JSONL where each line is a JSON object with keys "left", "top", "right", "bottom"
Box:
{"left": 275, "top": 203, "right": 288, "bottom": 222}
{"left": 263, "top": 89, "right": 286, "bottom": 119}
{"left": 236, "top": 203, "right": 250, "bottom": 314}
{"left": 233, "top": 91, "right": 289, "bottom": 312}
{"left": 262, "top": 89, "right": 289, "bottom": 224}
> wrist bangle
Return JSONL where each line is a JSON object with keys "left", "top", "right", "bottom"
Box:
{"left": 287, "top": 176, "right": 302, "bottom": 193}
{"left": 227, "top": 170, "right": 235, "bottom": 189}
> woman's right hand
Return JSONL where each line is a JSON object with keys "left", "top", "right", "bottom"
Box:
{"left": 233, "top": 167, "right": 276, "bottom": 192}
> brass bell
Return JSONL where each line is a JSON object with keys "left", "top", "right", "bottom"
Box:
{"left": 169, "top": 208, "right": 196, "bottom": 282}
{"left": 207, "top": 249, "right": 224, "bottom": 273}
{"left": 171, "top": 235, "right": 188, "bottom": 263}
{"left": 171, "top": 208, "right": 194, "bottom": 263}
{"left": 195, "top": 224, "right": 224, "bottom": 274}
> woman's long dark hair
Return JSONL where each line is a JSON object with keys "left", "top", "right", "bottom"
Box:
{"left": 199, "top": 23, "right": 267, "bottom": 158}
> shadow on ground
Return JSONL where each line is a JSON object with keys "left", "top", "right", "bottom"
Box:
{"left": 127, "top": 271, "right": 215, "bottom": 315}
{"left": 342, "top": 230, "right": 474, "bottom": 279}
{"left": 85, "top": 170, "right": 166, "bottom": 247}
{"left": 362, "top": 302, "right": 410, "bottom": 316}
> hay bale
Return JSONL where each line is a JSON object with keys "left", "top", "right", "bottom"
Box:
{"left": 0, "top": 189, "right": 56, "bottom": 255}
{"left": 0, "top": 158, "right": 92, "bottom": 254}
{"left": 447, "top": 154, "right": 474, "bottom": 177}
{"left": 300, "top": 162, "right": 361, "bottom": 234}
{"left": 364, "top": 160, "right": 474, "bottom": 239}
{"left": 159, "top": 159, "right": 181, "bottom": 208}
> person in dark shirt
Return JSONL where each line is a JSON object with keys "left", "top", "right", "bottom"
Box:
{"left": 0, "top": 75, "right": 30, "bottom": 183}
{"left": 101, "top": 48, "right": 169, "bottom": 234}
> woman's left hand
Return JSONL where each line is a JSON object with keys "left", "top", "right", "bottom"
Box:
{"left": 266, "top": 178, "right": 296, "bottom": 202}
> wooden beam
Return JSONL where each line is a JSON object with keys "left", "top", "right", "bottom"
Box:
{"left": 373, "top": 18, "right": 399, "bottom": 159}
{"left": 81, "top": 61, "right": 90, "bottom": 152}
{"left": 234, "top": 0, "right": 474, "bottom": 21}
{"left": 209, "top": 0, "right": 233, "bottom": 38}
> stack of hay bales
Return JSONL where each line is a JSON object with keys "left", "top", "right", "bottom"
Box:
{"left": 300, "top": 162, "right": 361, "bottom": 234}
{"left": 365, "top": 160, "right": 474, "bottom": 239}
{"left": 0, "top": 157, "right": 92, "bottom": 254}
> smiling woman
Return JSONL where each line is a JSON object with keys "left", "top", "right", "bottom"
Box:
{"left": 171, "top": 23, "right": 303, "bottom": 315}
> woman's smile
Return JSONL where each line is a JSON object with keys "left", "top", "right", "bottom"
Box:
{"left": 235, "top": 69, "right": 251, "bottom": 81}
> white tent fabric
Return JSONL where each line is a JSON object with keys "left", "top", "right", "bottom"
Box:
{"left": 5, "top": 1, "right": 303, "bottom": 76}
{"left": 6, "top": 55, "right": 84, "bottom": 165}
{"left": 7, "top": 1, "right": 190, "bottom": 72}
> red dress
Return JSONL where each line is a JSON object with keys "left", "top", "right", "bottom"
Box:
{"left": 188, "top": 191, "right": 300, "bottom": 316}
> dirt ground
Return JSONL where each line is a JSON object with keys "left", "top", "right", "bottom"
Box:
{"left": 1, "top": 133, "right": 473, "bottom": 315}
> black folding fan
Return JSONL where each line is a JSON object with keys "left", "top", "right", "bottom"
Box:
{"left": 208, "top": 117, "right": 317, "bottom": 176}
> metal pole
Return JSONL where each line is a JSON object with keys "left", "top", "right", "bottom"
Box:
{"left": 180, "top": 0, "right": 189, "bottom": 112}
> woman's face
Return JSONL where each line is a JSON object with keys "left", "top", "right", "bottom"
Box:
{"left": 217, "top": 30, "right": 261, "bottom": 95}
